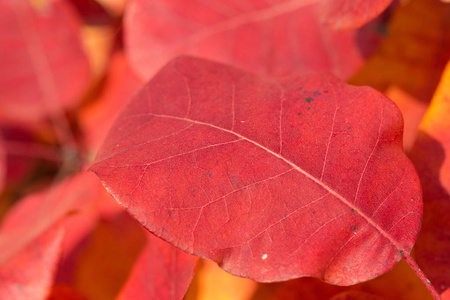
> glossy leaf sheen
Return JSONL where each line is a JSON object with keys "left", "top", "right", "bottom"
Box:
{"left": 91, "top": 56, "right": 422, "bottom": 284}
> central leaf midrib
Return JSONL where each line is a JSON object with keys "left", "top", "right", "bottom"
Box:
{"left": 150, "top": 113, "right": 405, "bottom": 253}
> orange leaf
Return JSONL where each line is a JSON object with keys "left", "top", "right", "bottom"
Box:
{"left": 79, "top": 51, "right": 144, "bottom": 154}
{"left": 73, "top": 211, "right": 146, "bottom": 300}
{"left": 185, "top": 259, "right": 257, "bottom": 300}
{"left": 118, "top": 233, "right": 197, "bottom": 300}
{"left": 384, "top": 86, "right": 428, "bottom": 152}
{"left": 349, "top": 0, "right": 450, "bottom": 102}
{"left": 410, "top": 59, "right": 450, "bottom": 293}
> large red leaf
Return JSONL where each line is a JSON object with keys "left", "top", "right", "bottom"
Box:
{"left": 117, "top": 232, "right": 197, "bottom": 300}
{"left": 125, "top": 0, "right": 364, "bottom": 81}
{"left": 91, "top": 56, "right": 422, "bottom": 284}
{"left": 0, "top": 0, "right": 90, "bottom": 122}
{"left": 319, "top": 0, "right": 392, "bottom": 30}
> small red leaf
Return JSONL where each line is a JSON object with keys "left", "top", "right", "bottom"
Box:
{"left": 0, "top": 0, "right": 91, "bottom": 122}
{"left": 117, "top": 233, "right": 197, "bottom": 300}
{"left": 0, "top": 172, "right": 101, "bottom": 268}
{"left": 91, "top": 56, "right": 422, "bottom": 284}
{"left": 125, "top": 0, "right": 364, "bottom": 80}
{"left": 0, "top": 223, "right": 64, "bottom": 300}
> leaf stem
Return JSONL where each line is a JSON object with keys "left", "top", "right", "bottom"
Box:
{"left": 404, "top": 254, "right": 442, "bottom": 300}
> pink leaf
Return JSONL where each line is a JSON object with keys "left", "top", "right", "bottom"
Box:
{"left": 0, "top": 0, "right": 91, "bottom": 122}
{"left": 0, "top": 219, "right": 64, "bottom": 300}
{"left": 125, "top": 0, "right": 363, "bottom": 80}
{"left": 0, "top": 172, "right": 101, "bottom": 268}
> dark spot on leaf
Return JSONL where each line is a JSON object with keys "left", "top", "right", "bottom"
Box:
{"left": 305, "top": 97, "right": 314, "bottom": 103}
{"left": 351, "top": 225, "right": 357, "bottom": 231}
{"left": 313, "top": 90, "right": 321, "bottom": 96}
{"left": 347, "top": 126, "right": 351, "bottom": 130}
{"left": 351, "top": 209, "right": 357, "bottom": 213}
{"left": 399, "top": 250, "right": 405, "bottom": 256}
{"left": 323, "top": 90, "right": 329, "bottom": 93}
{"left": 206, "top": 171, "right": 213, "bottom": 178}
{"left": 297, "top": 112, "right": 301, "bottom": 116}
{"left": 312, "top": 211, "right": 315, "bottom": 214}
{"left": 307, "top": 107, "right": 311, "bottom": 110}
{"left": 267, "top": 138, "right": 271, "bottom": 141}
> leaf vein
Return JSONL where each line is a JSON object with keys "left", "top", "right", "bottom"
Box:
{"left": 145, "top": 112, "right": 407, "bottom": 254}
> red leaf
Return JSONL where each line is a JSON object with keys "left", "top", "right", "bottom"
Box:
{"left": 125, "top": 0, "right": 364, "bottom": 80}
{"left": 319, "top": 0, "right": 392, "bottom": 30}
{"left": 0, "top": 0, "right": 91, "bottom": 123}
{"left": 91, "top": 56, "right": 422, "bottom": 284}
{"left": 117, "top": 232, "right": 197, "bottom": 300}
{"left": 0, "top": 172, "right": 101, "bottom": 268}
{"left": 0, "top": 223, "right": 64, "bottom": 300}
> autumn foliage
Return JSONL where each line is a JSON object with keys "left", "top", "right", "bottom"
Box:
{"left": 1, "top": 0, "right": 450, "bottom": 300}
